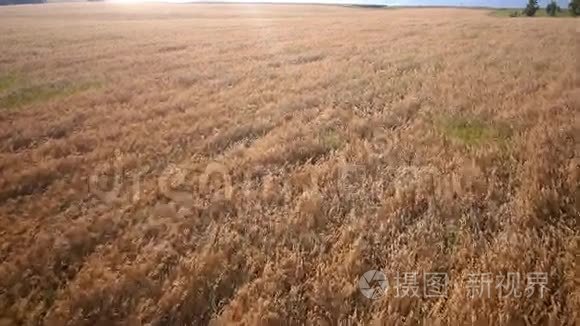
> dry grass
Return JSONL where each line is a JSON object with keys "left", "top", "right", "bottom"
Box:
{"left": 0, "top": 3, "right": 578, "bottom": 325}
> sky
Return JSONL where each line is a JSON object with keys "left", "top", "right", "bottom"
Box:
{"left": 169, "top": 0, "right": 572, "bottom": 9}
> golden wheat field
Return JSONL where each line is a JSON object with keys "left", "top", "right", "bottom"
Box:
{"left": 0, "top": 3, "right": 578, "bottom": 325}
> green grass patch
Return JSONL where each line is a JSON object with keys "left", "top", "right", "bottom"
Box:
{"left": 0, "top": 74, "right": 18, "bottom": 92}
{"left": 439, "top": 116, "right": 511, "bottom": 147}
{"left": 319, "top": 127, "right": 343, "bottom": 151}
{"left": 0, "top": 81, "right": 98, "bottom": 110}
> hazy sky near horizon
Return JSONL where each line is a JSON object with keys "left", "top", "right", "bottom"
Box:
{"left": 168, "top": 0, "right": 571, "bottom": 9}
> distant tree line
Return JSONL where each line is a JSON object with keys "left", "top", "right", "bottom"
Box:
{"left": 517, "top": 0, "right": 580, "bottom": 16}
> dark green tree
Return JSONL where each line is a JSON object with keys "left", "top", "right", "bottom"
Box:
{"left": 523, "top": 0, "right": 539, "bottom": 16}
{"left": 570, "top": 0, "right": 580, "bottom": 16}
{"left": 546, "top": 0, "right": 560, "bottom": 16}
